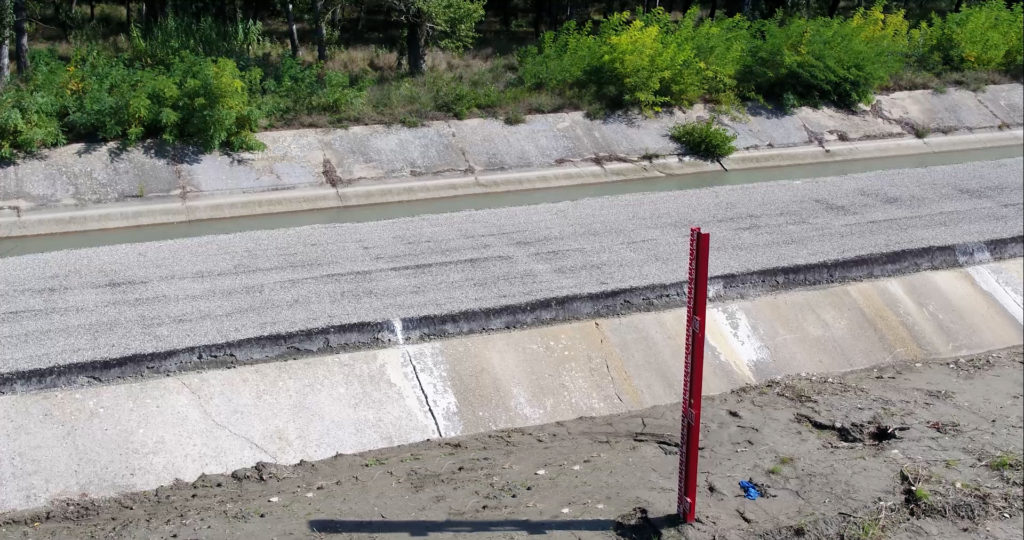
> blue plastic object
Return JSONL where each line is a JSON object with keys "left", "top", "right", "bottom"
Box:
{"left": 739, "top": 480, "right": 760, "bottom": 500}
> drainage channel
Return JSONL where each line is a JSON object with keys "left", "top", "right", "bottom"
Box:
{"left": 1, "top": 144, "right": 1020, "bottom": 258}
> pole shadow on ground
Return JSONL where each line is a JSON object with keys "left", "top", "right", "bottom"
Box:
{"left": 308, "top": 518, "right": 616, "bottom": 536}
{"left": 309, "top": 512, "right": 679, "bottom": 537}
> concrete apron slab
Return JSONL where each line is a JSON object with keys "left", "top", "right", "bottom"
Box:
{"left": 1, "top": 259, "right": 1021, "bottom": 514}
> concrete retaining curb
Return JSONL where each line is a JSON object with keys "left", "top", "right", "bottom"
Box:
{"left": 2, "top": 257, "right": 1020, "bottom": 513}
{"left": 1, "top": 84, "right": 1021, "bottom": 238}
{"left": 2, "top": 235, "right": 1019, "bottom": 395}
{"left": 1, "top": 130, "right": 1021, "bottom": 238}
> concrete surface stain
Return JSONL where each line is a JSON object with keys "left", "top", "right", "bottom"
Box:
{"left": 848, "top": 282, "right": 925, "bottom": 361}
{"left": 705, "top": 308, "right": 758, "bottom": 384}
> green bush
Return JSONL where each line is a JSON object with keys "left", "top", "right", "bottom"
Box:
{"left": 1, "top": 47, "right": 265, "bottom": 159}
{"left": 164, "top": 55, "right": 264, "bottom": 151}
{"left": 912, "top": 1, "right": 1024, "bottom": 75}
{"left": 519, "top": 9, "right": 750, "bottom": 112}
{"left": 63, "top": 49, "right": 263, "bottom": 151}
{"left": 740, "top": 6, "right": 910, "bottom": 108}
{"left": 257, "top": 56, "right": 369, "bottom": 123}
{"left": 520, "top": 3, "right": 1024, "bottom": 112}
{"left": 669, "top": 120, "right": 737, "bottom": 160}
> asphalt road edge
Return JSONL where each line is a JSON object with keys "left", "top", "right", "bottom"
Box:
{"left": 2, "top": 235, "right": 1020, "bottom": 394}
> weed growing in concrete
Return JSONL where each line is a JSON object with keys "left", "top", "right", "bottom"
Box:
{"left": 669, "top": 120, "right": 736, "bottom": 160}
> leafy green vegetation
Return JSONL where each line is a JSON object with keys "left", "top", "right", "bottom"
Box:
{"left": 741, "top": 7, "right": 911, "bottom": 108}
{"left": 913, "top": 1, "right": 1024, "bottom": 76}
{"left": 0, "top": 1, "right": 1021, "bottom": 161}
{"left": 521, "top": 3, "right": 1022, "bottom": 113}
{"left": 669, "top": 120, "right": 737, "bottom": 160}
{"left": 519, "top": 9, "right": 751, "bottom": 112}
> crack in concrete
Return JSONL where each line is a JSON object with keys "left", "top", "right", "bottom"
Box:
{"left": 602, "top": 355, "right": 626, "bottom": 406}
{"left": 176, "top": 378, "right": 280, "bottom": 462}
{"left": 972, "top": 91, "right": 1010, "bottom": 128}
{"left": 443, "top": 120, "right": 479, "bottom": 182}
{"left": 403, "top": 348, "right": 444, "bottom": 439}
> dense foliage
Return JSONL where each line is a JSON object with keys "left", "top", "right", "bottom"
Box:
{"left": 519, "top": 9, "right": 751, "bottom": 111}
{"left": 0, "top": 0, "right": 1022, "bottom": 160}
{"left": 912, "top": 1, "right": 1024, "bottom": 75}
{"left": 520, "top": 2, "right": 1023, "bottom": 112}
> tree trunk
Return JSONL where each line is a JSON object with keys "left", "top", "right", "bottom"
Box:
{"left": 330, "top": 2, "right": 339, "bottom": 28}
{"left": 314, "top": 0, "right": 326, "bottom": 62}
{"left": 142, "top": 0, "right": 164, "bottom": 26}
{"left": 54, "top": 0, "right": 70, "bottom": 39}
{"left": 90, "top": 0, "right": 95, "bottom": 21}
{"left": 406, "top": 16, "right": 426, "bottom": 75}
{"left": 0, "top": 0, "right": 9, "bottom": 91}
{"left": 708, "top": 0, "right": 718, "bottom": 18}
{"left": 283, "top": 1, "right": 300, "bottom": 58}
{"left": 125, "top": 0, "right": 132, "bottom": 27}
{"left": 533, "top": 0, "right": 543, "bottom": 37}
{"left": 953, "top": 0, "right": 963, "bottom": 10}
{"left": 501, "top": 0, "right": 512, "bottom": 29}
{"left": 13, "top": 0, "right": 26, "bottom": 76}
{"left": 0, "top": 38, "right": 8, "bottom": 91}
{"left": 357, "top": 0, "right": 367, "bottom": 30}
{"left": 827, "top": 0, "right": 840, "bottom": 16}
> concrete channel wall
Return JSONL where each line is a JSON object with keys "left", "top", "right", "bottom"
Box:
{"left": 0, "top": 84, "right": 1021, "bottom": 236}
{"left": 1, "top": 257, "right": 1020, "bottom": 514}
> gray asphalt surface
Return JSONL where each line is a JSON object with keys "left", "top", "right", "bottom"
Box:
{"left": 1, "top": 158, "right": 1021, "bottom": 374}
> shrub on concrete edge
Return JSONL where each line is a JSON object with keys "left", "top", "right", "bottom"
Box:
{"left": 670, "top": 120, "right": 737, "bottom": 160}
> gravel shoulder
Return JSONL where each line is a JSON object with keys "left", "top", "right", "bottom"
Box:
{"left": 2, "top": 347, "right": 1021, "bottom": 539}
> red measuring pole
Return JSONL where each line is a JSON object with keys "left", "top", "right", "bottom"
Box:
{"left": 678, "top": 227, "right": 710, "bottom": 523}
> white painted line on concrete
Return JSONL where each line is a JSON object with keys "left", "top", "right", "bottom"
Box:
{"left": 956, "top": 243, "right": 1023, "bottom": 324}
{"left": 955, "top": 242, "right": 994, "bottom": 265}
{"left": 404, "top": 343, "right": 462, "bottom": 438}
{"left": 392, "top": 317, "right": 461, "bottom": 438}
{"left": 705, "top": 306, "right": 762, "bottom": 383}
{"left": 392, "top": 317, "right": 406, "bottom": 345}
{"left": 707, "top": 278, "right": 725, "bottom": 301}
{"left": 720, "top": 305, "right": 771, "bottom": 366}
{"left": 968, "top": 266, "right": 1024, "bottom": 325}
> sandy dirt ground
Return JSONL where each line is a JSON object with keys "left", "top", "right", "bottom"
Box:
{"left": 2, "top": 347, "right": 1022, "bottom": 540}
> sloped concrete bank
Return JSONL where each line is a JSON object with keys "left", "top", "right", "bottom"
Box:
{"left": 1, "top": 257, "right": 1020, "bottom": 514}
{"left": 0, "top": 84, "right": 1021, "bottom": 237}
{"left": 1, "top": 235, "right": 1020, "bottom": 395}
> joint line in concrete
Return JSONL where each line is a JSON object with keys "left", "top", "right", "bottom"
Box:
{"left": 403, "top": 348, "right": 444, "bottom": 439}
